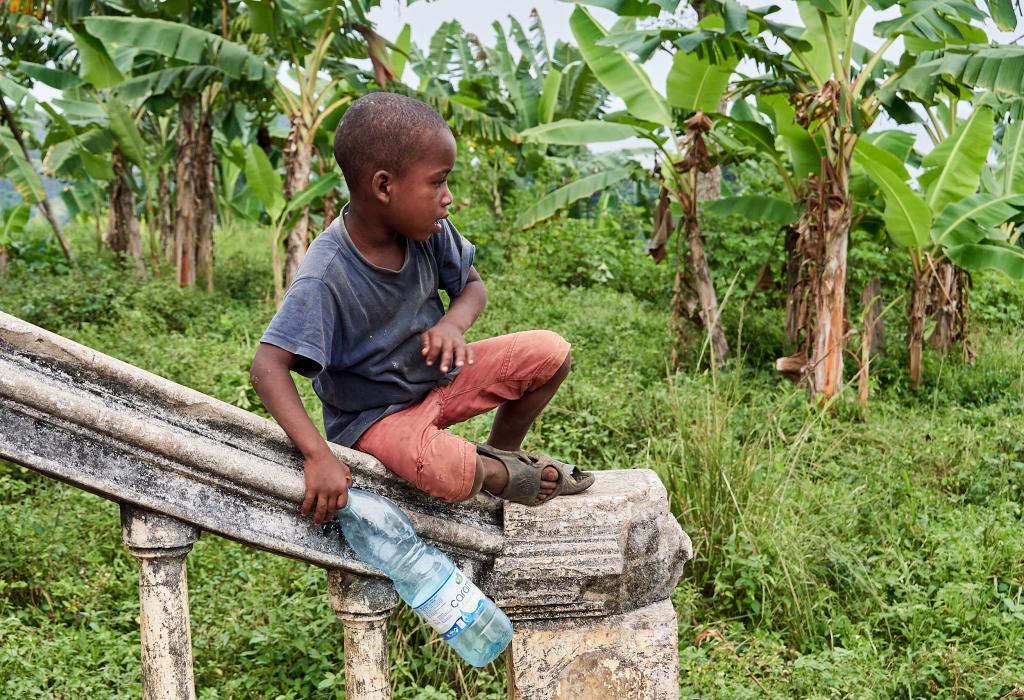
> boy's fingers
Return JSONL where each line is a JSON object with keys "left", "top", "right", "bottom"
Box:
{"left": 440, "top": 339, "right": 454, "bottom": 372}
{"left": 454, "top": 344, "right": 467, "bottom": 368}
{"left": 336, "top": 492, "right": 347, "bottom": 512}
{"left": 466, "top": 344, "right": 476, "bottom": 365}
{"left": 313, "top": 495, "right": 329, "bottom": 524}
{"left": 300, "top": 490, "right": 314, "bottom": 517}
{"left": 425, "top": 336, "right": 443, "bottom": 365}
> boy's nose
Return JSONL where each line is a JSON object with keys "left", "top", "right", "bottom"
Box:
{"left": 440, "top": 184, "right": 453, "bottom": 207}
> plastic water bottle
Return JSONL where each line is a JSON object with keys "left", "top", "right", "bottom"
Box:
{"left": 337, "top": 488, "right": 513, "bottom": 667}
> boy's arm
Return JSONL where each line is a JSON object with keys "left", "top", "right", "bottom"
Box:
{"left": 250, "top": 343, "right": 352, "bottom": 523}
{"left": 422, "top": 266, "right": 486, "bottom": 373}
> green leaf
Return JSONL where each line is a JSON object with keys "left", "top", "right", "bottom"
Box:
{"left": 570, "top": 7, "right": 672, "bottom": 127}
{"left": 946, "top": 242, "right": 1024, "bottom": 278}
{"left": 514, "top": 167, "right": 632, "bottom": 229}
{"left": 704, "top": 196, "right": 798, "bottom": 225}
{"left": 284, "top": 172, "right": 341, "bottom": 215}
{"left": 873, "top": 0, "right": 984, "bottom": 41}
{"left": 247, "top": 0, "right": 275, "bottom": 35}
{"left": 70, "top": 27, "right": 125, "bottom": 88}
{"left": 17, "top": 62, "right": 84, "bottom": 91}
{"left": 984, "top": 0, "right": 1019, "bottom": 31}
{"left": 931, "top": 193, "right": 1024, "bottom": 246}
{"left": 520, "top": 119, "right": 637, "bottom": 145}
{"left": 83, "top": 17, "right": 273, "bottom": 81}
{"left": 566, "top": 0, "right": 667, "bottom": 17}
{"left": 922, "top": 107, "right": 994, "bottom": 215}
{"left": 853, "top": 138, "right": 910, "bottom": 180}
{"left": 538, "top": 68, "right": 563, "bottom": 124}
{"left": 854, "top": 145, "right": 931, "bottom": 247}
{"left": 391, "top": 24, "right": 412, "bottom": 82}
{"left": 758, "top": 94, "right": 823, "bottom": 181}
{"left": 1, "top": 203, "right": 32, "bottom": 243}
{"left": 104, "top": 98, "right": 147, "bottom": 169}
{"left": 244, "top": 144, "right": 284, "bottom": 219}
{"left": 999, "top": 121, "right": 1024, "bottom": 195}
{"left": 861, "top": 130, "right": 916, "bottom": 165}
{"left": 0, "top": 128, "right": 46, "bottom": 204}
{"left": 666, "top": 50, "right": 736, "bottom": 113}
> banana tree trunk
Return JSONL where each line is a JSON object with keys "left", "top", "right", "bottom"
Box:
{"left": 907, "top": 264, "right": 929, "bottom": 390}
{"left": 685, "top": 213, "right": 729, "bottom": 366}
{"left": 282, "top": 117, "right": 313, "bottom": 292}
{"left": 195, "top": 110, "right": 216, "bottom": 292}
{"left": 158, "top": 166, "right": 175, "bottom": 262}
{"left": 106, "top": 148, "right": 147, "bottom": 281}
{"left": 860, "top": 277, "right": 885, "bottom": 356}
{"left": 809, "top": 160, "right": 851, "bottom": 400}
{"left": 175, "top": 94, "right": 197, "bottom": 288}
{"left": 928, "top": 260, "right": 965, "bottom": 352}
{"left": 783, "top": 223, "right": 812, "bottom": 353}
{"left": 0, "top": 245, "right": 8, "bottom": 275}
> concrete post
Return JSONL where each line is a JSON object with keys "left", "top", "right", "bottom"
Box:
{"left": 328, "top": 571, "right": 399, "bottom": 700}
{"left": 507, "top": 598, "right": 680, "bottom": 700}
{"left": 121, "top": 505, "right": 201, "bottom": 700}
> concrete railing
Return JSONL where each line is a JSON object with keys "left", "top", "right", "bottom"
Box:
{"left": 0, "top": 309, "right": 692, "bottom": 699}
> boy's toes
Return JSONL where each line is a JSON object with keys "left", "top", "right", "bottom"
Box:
{"left": 536, "top": 466, "right": 560, "bottom": 502}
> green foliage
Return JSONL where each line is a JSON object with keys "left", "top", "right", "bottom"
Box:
{"left": 1, "top": 215, "right": 1024, "bottom": 696}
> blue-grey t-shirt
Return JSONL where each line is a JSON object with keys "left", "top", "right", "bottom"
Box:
{"left": 260, "top": 212, "right": 475, "bottom": 447}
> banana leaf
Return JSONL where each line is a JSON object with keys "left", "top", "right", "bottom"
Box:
{"left": 514, "top": 167, "right": 632, "bottom": 229}
{"left": 931, "top": 193, "right": 1024, "bottom": 247}
{"left": 946, "top": 241, "right": 1024, "bottom": 278}
{"left": 855, "top": 144, "right": 931, "bottom": 247}
{"left": 922, "top": 107, "right": 993, "bottom": 215}
{"left": 520, "top": 119, "right": 637, "bottom": 145}
{"left": 704, "top": 196, "right": 798, "bottom": 225}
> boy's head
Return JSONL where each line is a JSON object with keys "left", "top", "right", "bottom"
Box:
{"left": 333, "top": 92, "right": 455, "bottom": 240}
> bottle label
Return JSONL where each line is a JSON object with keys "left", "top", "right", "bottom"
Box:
{"left": 415, "top": 567, "right": 487, "bottom": 641}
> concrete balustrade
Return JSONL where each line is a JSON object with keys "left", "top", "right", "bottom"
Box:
{"left": 0, "top": 310, "right": 692, "bottom": 699}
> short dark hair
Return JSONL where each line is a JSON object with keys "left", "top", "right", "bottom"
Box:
{"left": 333, "top": 92, "right": 450, "bottom": 192}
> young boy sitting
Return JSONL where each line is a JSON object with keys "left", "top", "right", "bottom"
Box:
{"left": 250, "top": 92, "right": 593, "bottom": 525}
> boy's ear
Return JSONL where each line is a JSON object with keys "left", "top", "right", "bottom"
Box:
{"left": 371, "top": 170, "right": 393, "bottom": 204}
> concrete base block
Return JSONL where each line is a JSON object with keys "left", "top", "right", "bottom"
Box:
{"left": 507, "top": 598, "right": 679, "bottom": 700}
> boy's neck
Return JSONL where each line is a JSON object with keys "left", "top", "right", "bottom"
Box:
{"left": 344, "top": 202, "right": 392, "bottom": 247}
{"left": 343, "top": 202, "right": 406, "bottom": 269}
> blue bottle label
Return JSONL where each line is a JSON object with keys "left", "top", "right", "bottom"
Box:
{"left": 414, "top": 567, "right": 486, "bottom": 641}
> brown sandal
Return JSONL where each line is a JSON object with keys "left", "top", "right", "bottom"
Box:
{"left": 474, "top": 443, "right": 595, "bottom": 506}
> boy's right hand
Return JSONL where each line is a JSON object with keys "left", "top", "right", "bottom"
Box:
{"left": 300, "top": 447, "right": 353, "bottom": 524}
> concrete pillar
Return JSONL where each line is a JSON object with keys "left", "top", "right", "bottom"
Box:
{"left": 121, "top": 505, "right": 201, "bottom": 700}
{"left": 327, "top": 571, "right": 399, "bottom": 700}
{"left": 507, "top": 598, "right": 679, "bottom": 700}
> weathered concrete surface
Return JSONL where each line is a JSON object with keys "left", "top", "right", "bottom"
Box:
{"left": 122, "top": 506, "right": 200, "bottom": 700}
{"left": 328, "top": 572, "right": 397, "bottom": 700}
{"left": 507, "top": 599, "right": 679, "bottom": 700}
{"left": 492, "top": 470, "right": 690, "bottom": 621}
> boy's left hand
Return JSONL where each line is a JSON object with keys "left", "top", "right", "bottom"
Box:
{"left": 421, "top": 319, "right": 475, "bottom": 373}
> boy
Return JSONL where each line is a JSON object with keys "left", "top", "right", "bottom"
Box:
{"left": 250, "top": 93, "right": 593, "bottom": 525}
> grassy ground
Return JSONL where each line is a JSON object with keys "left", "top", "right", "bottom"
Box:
{"left": 1, "top": 223, "right": 1023, "bottom": 698}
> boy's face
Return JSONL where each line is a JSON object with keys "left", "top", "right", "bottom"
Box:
{"left": 385, "top": 128, "right": 457, "bottom": 241}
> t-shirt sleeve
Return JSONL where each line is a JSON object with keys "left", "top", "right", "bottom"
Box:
{"left": 259, "top": 277, "right": 339, "bottom": 378}
{"left": 431, "top": 219, "right": 476, "bottom": 297}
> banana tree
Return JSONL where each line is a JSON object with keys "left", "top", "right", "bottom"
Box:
{"left": 0, "top": 55, "right": 74, "bottom": 263}
{"left": 523, "top": 3, "right": 735, "bottom": 365}
{"left": 243, "top": 0, "right": 391, "bottom": 290}
{"left": 69, "top": 6, "right": 276, "bottom": 290}
{"left": 627, "top": 0, "right": 1019, "bottom": 399}
{"left": 407, "top": 10, "right": 611, "bottom": 220}
{"left": 243, "top": 143, "right": 340, "bottom": 306}
{"left": 854, "top": 105, "right": 1024, "bottom": 388}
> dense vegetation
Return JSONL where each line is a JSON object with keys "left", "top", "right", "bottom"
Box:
{"left": 3, "top": 0, "right": 1024, "bottom": 696}
{"left": 2, "top": 208, "right": 1023, "bottom": 697}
